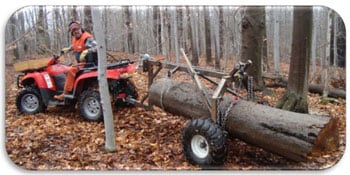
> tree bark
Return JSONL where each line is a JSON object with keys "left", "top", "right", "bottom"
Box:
{"left": 240, "top": 6, "right": 265, "bottom": 91}
{"left": 276, "top": 7, "right": 313, "bottom": 113}
{"left": 124, "top": 6, "right": 135, "bottom": 54}
{"left": 92, "top": 8, "right": 117, "bottom": 152}
{"left": 83, "top": 6, "right": 93, "bottom": 33}
{"left": 187, "top": 7, "right": 199, "bottom": 66}
{"left": 273, "top": 7, "right": 280, "bottom": 74}
{"left": 204, "top": 7, "right": 212, "bottom": 65}
{"left": 148, "top": 79, "right": 339, "bottom": 162}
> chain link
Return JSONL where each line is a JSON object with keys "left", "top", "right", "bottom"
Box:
{"left": 247, "top": 76, "right": 254, "bottom": 101}
{"left": 217, "top": 97, "right": 237, "bottom": 130}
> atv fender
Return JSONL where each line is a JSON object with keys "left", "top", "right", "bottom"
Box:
{"left": 74, "top": 69, "right": 123, "bottom": 86}
{"left": 21, "top": 72, "right": 56, "bottom": 91}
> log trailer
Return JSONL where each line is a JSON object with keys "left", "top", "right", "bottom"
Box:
{"left": 126, "top": 48, "right": 253, "bottom": 166}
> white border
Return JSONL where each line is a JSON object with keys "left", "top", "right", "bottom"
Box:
{"left": 1, "top": 1, "right": 348, "bottom": 175}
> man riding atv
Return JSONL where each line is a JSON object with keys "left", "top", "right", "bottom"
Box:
{"left": 54, "top": 21, "right": 98, "bottom": 101}
{"left": 15, "top": 21, "right": 138, "bottom": 121}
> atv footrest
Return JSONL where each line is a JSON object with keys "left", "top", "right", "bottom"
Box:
{"left": 64, "top": 94, "right": 74, "bottom": 99}
{"left": 48, "top": 100, "right": 65, "bottom": 106}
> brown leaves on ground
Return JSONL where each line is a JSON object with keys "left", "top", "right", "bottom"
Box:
{"left": 4, "top": 54, "right": 346, "bottom": 170}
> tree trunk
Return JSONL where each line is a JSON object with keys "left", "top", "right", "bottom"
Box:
{"left": 187, "top": 7, "right": 199, "bottom": 66}
{"left": 83, "top": 6, "right": 93, "bottom": 33}
{"left": 204, "top": 7, "right": 212, "bottom": 65}
{"left": 276, "top": 7, "right": 313, "bottom": 113}
{"left": 311, "top": 7, "right": 318, "bottom": 75}
{"left": 273, "top": 8, "right": 280, "bottom": 74}
{"left": 323, "top": 9, "right": 332, "bottom": 98}
{"left": 335, "top": 13, "right": 346, "bottom": 68}
{"left": 36, "top": 7, "right": 50, "bottom": 54}
{"left": 8, "top": 14, "right": 19, "bottom": 61}
{"left": 172, "top": 8, "right": 180, "bottom": 63}
{"left": 219, "top": 7, "right": 224, "bottom": 59}
{"left": 160, "top": 7, "right": 169, "bottom": 61}
{"left": 148, "top": 79, "right": 339, "bottom": 162}
{"left": 92, "top": 8, "right": 117, "bottom": 152}
{"left": 124, "top": 6, "right": 135, "bottom": 54}
{"left": 153, "top": 6, "right": 161, "bottom": 54}
{"left": 213, "top": 7, "right": 221, "bottom": 70}
{"left": 240, "top": 7, "right": 266, "bottom": 92}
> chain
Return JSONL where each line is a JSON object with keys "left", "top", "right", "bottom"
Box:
{"left": 159, "top": 78, "right": 172, "bottom": 109}
{"left": 247, "top": 76, "right": 254, "bottom": 101}
{"left": 217, "top": 97, "right": 238, "bottom": 130}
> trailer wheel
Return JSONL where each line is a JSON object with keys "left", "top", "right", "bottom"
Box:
{"left": 78, "top": 90, "right": 102, "bottom": 121}
{"left": 16, "top": 87, "right": 46, "bottom": 114}
{"left": 182, "top": 118, "right": 227, "bottom": 166}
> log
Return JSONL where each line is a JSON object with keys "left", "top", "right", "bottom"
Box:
{"left": 263, "top": 73, "right": 346, "bottom": 99}
{"left": 13, "top": 58, "right": 50, "bottom": 72}
{"left": 149, "top": 79, "right": 339, "bottom": 161}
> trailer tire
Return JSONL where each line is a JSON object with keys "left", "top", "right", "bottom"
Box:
{"left": 182, "top": 118, "right": 227, "bottom": 167}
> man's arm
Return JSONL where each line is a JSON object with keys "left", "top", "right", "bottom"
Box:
{"left": 84, "top": 37, "right": 97, "bottom": 53}
{"left": 79, "top": 37, "right": 98, "bottom": 62}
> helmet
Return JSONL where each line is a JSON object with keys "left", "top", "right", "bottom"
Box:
{"left": 68, "top": 21, "right": 82, "bottom": 31}
{"left": 143, "top": 54, "right": 150, "bottom": 60}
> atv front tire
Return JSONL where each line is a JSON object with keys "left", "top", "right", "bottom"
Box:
{"left": 16, "top": 87, "right": 46, "bottom": 114}
{"left": 182, "top": 118, "right": 227, "bottom": 167}
{"left": 78, "top": 90, "right": 102, "bottom": 121}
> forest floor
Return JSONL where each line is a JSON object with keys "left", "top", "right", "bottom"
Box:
{"left": 4, "top": 52, "right": 346, "bottom": 170}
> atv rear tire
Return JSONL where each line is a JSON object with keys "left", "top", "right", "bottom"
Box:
{"left": 16, "top": 87, "right": 46, "bottom": 114}
{"left": 78, "top": 90, "right": 102, "bottom": 121}
{"left": 182, "top": 118, "right": 227, "bottom": 167}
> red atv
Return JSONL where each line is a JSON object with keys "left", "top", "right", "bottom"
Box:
{"left": 15, "top": 54, "right": 138, "bottom": 121}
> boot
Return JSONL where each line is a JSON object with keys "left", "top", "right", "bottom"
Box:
{"left": 54, "top": 93, "right": 65, "bottom": 101}
{"left": 54, "top": 89, "right": 69, "bottom": 101}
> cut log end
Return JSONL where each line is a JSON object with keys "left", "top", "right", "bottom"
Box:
{"left": 310, "top": 117, "right": 340, "bottom": 156}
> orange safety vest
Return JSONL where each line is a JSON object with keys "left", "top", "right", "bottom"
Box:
{"left": 71, "top": 32, "right": 93, "bottom": 52}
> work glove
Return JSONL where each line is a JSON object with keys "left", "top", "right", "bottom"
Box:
{"left": 233, "top": 72, "right": 242, "bottom": 80}
{"left": 79, "top": 49, "right": 89, "bottom": 62}
{"left": 60, "top": 47, "right": 71, "bottom": 54}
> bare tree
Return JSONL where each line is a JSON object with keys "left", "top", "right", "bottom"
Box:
{"left": 273, "top": 7, "right": 280, "bottom": 74}
{"left": 124, "top": 6, "right": 135, "bottom": 54}
{"left": 240, "top": 6, "right": 266, "bottom": 91}
{"left": 276, "top": 6, "right": 313, "bottom": 113}
{"left": 204, "top": 7, "right": 212, "bottom": 65}
{"left": 311, "top": 7, "right": 318, "bottom": 75}
{"left": 322, "top": 9, "right": 332, "bottom": 97}
{"left": 187, "top": 7, "right": 199, "bottom": 65}
{"left": 171, "top": 8, "right": 180, "bottom": 63}
{"left": 83, "top": 6, "right": 93, "bottom": 33}
{"left": 35, "top": 7, "right": 50, "bottom": 54}
{"left": 92, "top": 7, "right": 117, "bottom": 152}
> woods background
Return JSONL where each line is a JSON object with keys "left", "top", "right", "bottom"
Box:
{"left": 5, "top": 6, "right": 346, "bottom": 72}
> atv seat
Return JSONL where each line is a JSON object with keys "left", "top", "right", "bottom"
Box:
{"left": 76, "top": 65, "right": 98, "bottom": 77}
{"left": 75, "top": 59, "right": 132, "bottom": 77}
